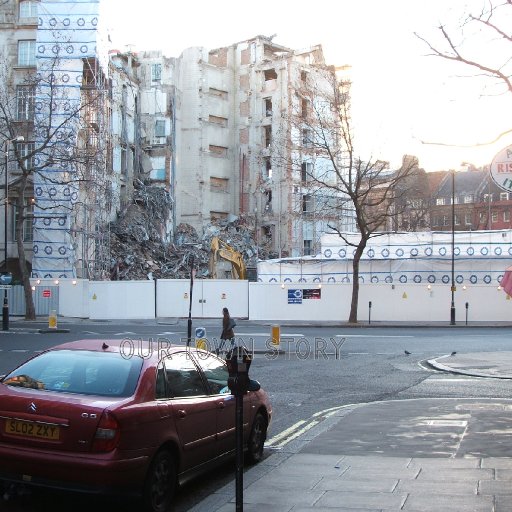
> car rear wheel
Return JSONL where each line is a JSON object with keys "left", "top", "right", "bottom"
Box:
{"left": 143, "top": 450, "right": 177, "bottom": 512}
{"left": 246, "top": 412, "right": 267, "bottom": 464}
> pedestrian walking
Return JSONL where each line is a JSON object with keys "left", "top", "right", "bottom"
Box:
{"left": 218, "top": 307, "right": 236, "bottom": 354}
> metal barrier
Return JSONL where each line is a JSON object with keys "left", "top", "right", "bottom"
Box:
{"left": 7, "top": 285, "right": 59, "bottom": 316}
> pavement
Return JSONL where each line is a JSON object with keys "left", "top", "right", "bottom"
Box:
{"left": 191, "top": 351, "right": 512, "bottom": 512}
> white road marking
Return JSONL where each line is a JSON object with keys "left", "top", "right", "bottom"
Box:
{"left": 237, "top": 333, "right": 305, "bottom": 337}
{"left": 336, "top": 334, "right": 414, "bottom": 338}
{"left": 266, "top": 405, "right": 352, "bottom": 448}
{"left": 428, "top": 378, "right": 477, "bottom": 382}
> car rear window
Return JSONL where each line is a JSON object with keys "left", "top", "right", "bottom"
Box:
{"left": 2, "top": 350, "right": 143, "bottom": 397}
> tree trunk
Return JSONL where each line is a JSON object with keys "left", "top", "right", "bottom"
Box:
{"left": 348, "top": 241, "right": 367, "bottom": 324}
{"left": 15, "top": 179, "right": 36, "bottom": 320}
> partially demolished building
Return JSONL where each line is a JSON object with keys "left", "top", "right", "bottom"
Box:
{"left": 1, "top": 1, "right": 352, "bottom": 280}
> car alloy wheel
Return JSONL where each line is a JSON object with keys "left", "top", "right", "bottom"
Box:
{"left": 143, "top": 450, "right": 176, "bottom": 512}
{"left": 246, "top": 413, "right": 267, "bottom": 464}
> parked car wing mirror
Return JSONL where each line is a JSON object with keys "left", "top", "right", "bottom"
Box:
{"left": 248, "top": 379, "right": 260, "bottom": 392}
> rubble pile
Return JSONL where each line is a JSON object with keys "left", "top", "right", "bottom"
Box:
{"left": 109, "top": 185, "right": 272, "bottom": 280}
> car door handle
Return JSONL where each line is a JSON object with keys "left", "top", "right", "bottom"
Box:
{"left": 177, "top": 410, "right": 187, "bottom": 418}
{"left": 218, "top": 401, "right": 225, "bottom": 409}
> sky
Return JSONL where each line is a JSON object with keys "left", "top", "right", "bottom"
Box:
{"left": 101, "top": 0, "right": 512, "bottom": 172}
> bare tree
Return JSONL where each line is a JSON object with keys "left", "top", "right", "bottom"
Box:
{"left": 275, "top": 66, "right": 417, "bottom": 323}
{"left": 416, "top": 0, "right": 512, "bottom": 146}
{"left": 0, "top": 50, "right": 105, "bottom": 319}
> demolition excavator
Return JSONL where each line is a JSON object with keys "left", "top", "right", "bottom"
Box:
{"left": 208, "top": 237, "right": 247, "bottom": 280}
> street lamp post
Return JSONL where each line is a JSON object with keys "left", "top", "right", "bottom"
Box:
{"left": 3, "top": 136, "right": 24, "bottom": 331}
{"left": 450, "top": 169, "right": 456, "bottom": 326}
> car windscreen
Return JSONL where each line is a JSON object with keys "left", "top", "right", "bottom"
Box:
{"left": 2, "top": 350, "right": 143, "bottom": 397}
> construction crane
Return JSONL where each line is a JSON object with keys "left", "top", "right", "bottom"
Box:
{"left": 209, "top": 237, "right": 247, "bottom": 280}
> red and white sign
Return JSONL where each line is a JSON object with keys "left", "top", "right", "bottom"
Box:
{"left": 490, "top": 145, "right": 512, "bottom": 192}
{"left": 42, "top": 289, "right": 51, "bottom": 298}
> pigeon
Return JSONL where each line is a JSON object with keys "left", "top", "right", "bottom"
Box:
{"left": 404, "top": 350, "right": 411, "bottom": 355}
{"left": 451, "top": 351, "right": 457, "bottom": 356}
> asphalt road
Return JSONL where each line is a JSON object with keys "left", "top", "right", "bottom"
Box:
{"left": 2, "top": 320, "right": 512, "bottom": 510}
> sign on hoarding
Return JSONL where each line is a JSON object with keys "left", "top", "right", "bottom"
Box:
{"left": 287, "top": 288, "right": 321, "bottom": 304}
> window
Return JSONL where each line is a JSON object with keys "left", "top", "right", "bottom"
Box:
{"left": 151, "top": 63, "right": 162, "bottom": 81}
{"left": 195, "top": 353, "right": 230, "bottom": 394}
{"left": 18, "top": 40, "right": 36, "bottom": 66}
{"left": 301, "top": 98, "right": 308, "bottom": 118}
{"left": 208, "top": 115, "right": 228, "bottom": 127}
{"left": 301, "top": 70, "right": 308, "bottom": 82}
{"left": 479, "top": 212, "right": 486, "bottom": 222}
{"left": 210, "top": 211, "right": 228, "bottom": 221}
{"left": 264, "top": 97, "right": 272, "bottom": 117}
{"left": 209, "top": 145, "right": 228, "bottom": 157}
{"left": 120, "top": 146, "right": 127, "bottom": 175}
{"left": 303, "top": 240, "right": 312, "bottom": 256}
{"left": 263, "top": 157, "right": 272, "bottom": 180}
{"left": 154, "top": 120, "right": 166, "bottom": 137}
{"left": 210, "top": 177, "right": 228, "bottom": 192}
{"left": 302, "top": 194, "right": 312, "bottom": 213}
{"left": 463, "top": 195, "right": 473, "bottom": 204}
{"left": 264, "top": 125, "right": 272, "bottom": 147}
{"left": 432, "top": 217, "right": 439, "bottom": 227}
{"left": 19, "top": 0, "right": 38, "bottom": 18}
{"left": 465, "top": 213, "right": 472, "bottom": 225}
{"left": 454, "top": 214, "right": 460, "bottom": 226}
{"left": 208, "top": 88, "right": 228, "bottom": 100}
{"left": 264, "top": 68, "right": 277, "bottom": 81}
{"left": 301, "top": 162, "right": 313, "bottom": 182}
{"left": 16, "top": 85, "right": 35, "bottom": 121}
{"left": 13, "top": 198, "right": 34, "bottom": 242}
{"left": 501, "top": 192, "right": 509, "bottom": 201}
{"left": 504, "top": 210, "right": 510, "bottom": 222}
{"left": 436, "top": 198, "right": 445, "bottom": 206}
{"left": 483, "top": 193, "right": 493, "bottom": 203}
{"left": 3, "top": 350, "right": 142, "bottom": 397}
{"left": 302, "top": 129, "right": 312, "bottom": 147}
{"left": 18, "top": 142, "right": 35, "bottom": 171}
{"left": 492, "top": 211, "right": 498, "bottom": 223}
{"left": 442, "top": 215, "right": 449, "bottom": 226}
{"left": 163, "top": 352, "right": 207, "bottom": 398}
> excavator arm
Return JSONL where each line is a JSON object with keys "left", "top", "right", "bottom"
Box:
{"left": 209, "top": 237, "right": 247, "bottom": 279}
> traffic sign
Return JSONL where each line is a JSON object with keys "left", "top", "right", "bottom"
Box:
{"left": 0, "top": 285, "right": 12, "bottom": 290}
{"left": 490, "top": 145, "right": 512, "bottom": 192}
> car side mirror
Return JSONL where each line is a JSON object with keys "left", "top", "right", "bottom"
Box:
{"left": 0, "top": 375, "right": 5, "bottom": 382}
{"left": 248, "top": 379, "right": 260, "bottom": 392}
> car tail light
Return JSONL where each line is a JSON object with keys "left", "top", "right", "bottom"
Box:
{"left": 91, "top": 411, "right": 120, "bottom": 453}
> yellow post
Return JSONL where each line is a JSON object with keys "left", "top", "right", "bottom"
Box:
{"left": 271, "top": 324, "right": 280, "bottom": 346}
{"left": 48, "top": 309, "right": 57, "bottom": 329}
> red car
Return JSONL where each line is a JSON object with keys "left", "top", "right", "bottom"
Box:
{"left": 0, "top": 339, "right": 272, "bottom": 511}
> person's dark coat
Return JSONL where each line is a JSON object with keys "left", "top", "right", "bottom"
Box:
{"left": 221, "top": 314, "right": 235, "bottom": 340}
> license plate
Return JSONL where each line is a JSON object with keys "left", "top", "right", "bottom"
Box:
{"left": 5, "top": 419, "right": 60, "bottom": 440}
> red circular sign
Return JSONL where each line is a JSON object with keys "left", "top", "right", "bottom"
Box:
{"left": 42, "top": 290, "right": 51, "bottom": 298}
